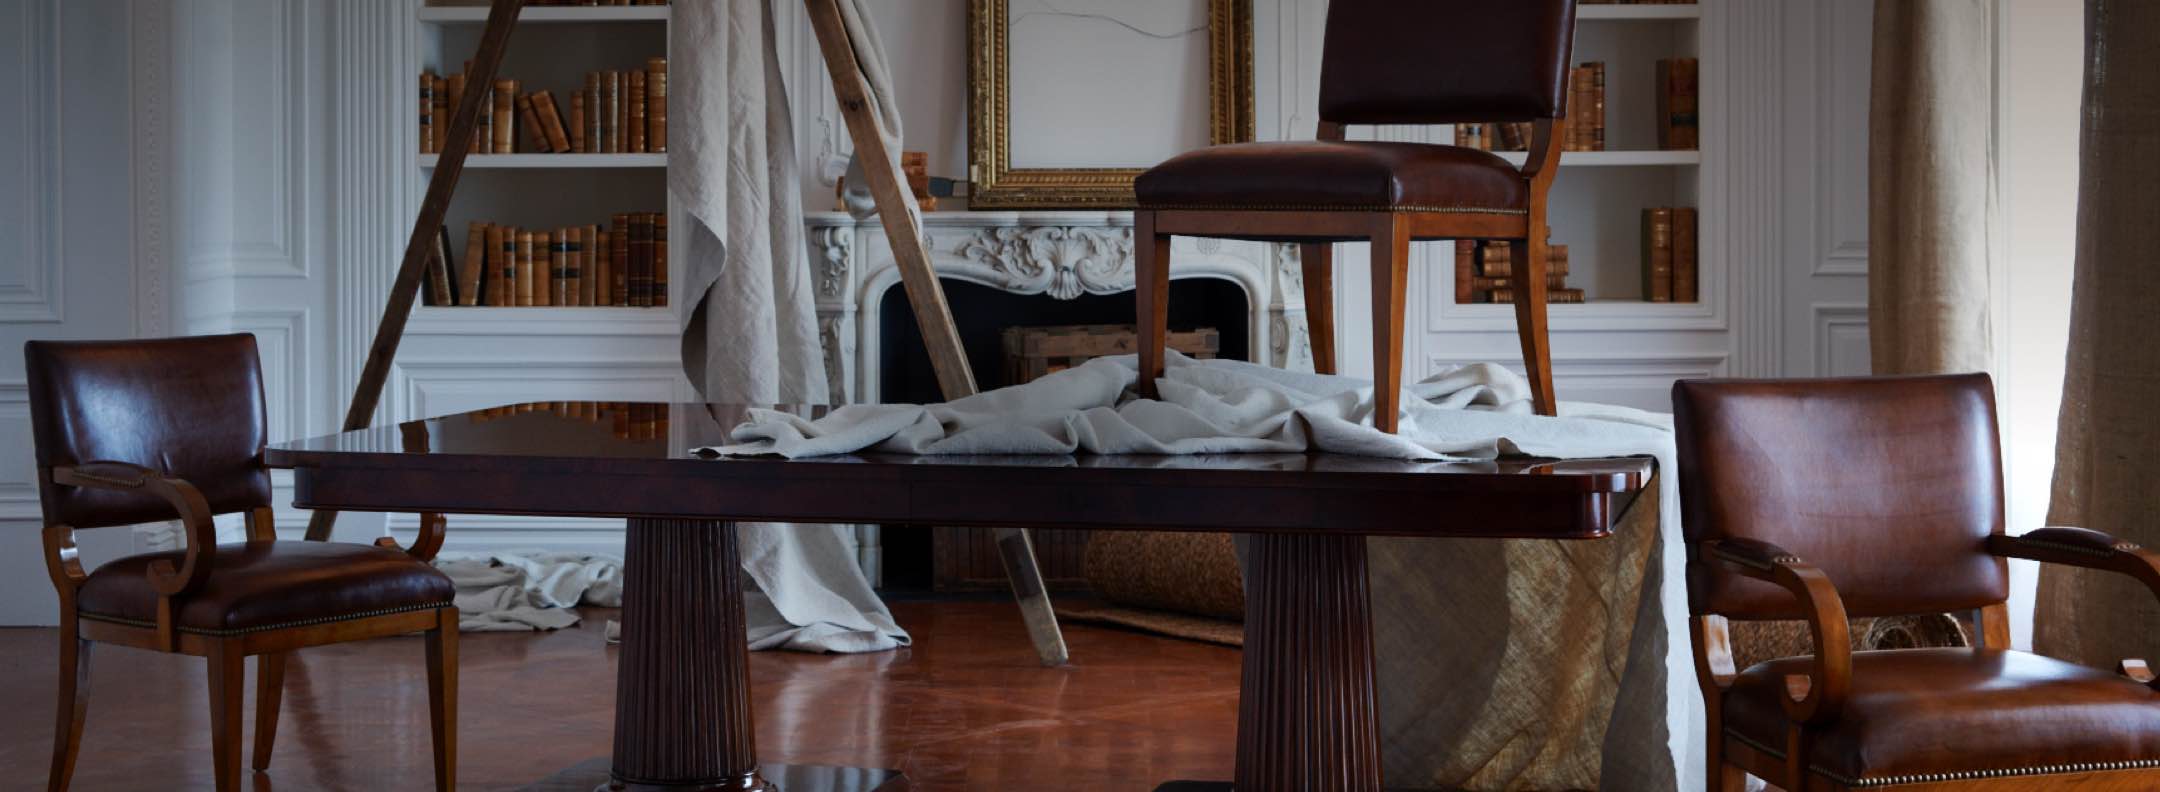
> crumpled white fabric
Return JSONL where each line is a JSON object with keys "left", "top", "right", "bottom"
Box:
{"left": 704, "top": 351, "right": 1704, "bottom": 792}
{"left": 432, "top": 551, "right": 624, "bottom": 632}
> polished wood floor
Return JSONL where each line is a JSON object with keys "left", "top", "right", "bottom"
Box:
{"left": 0, "top": 601, "right": 1241, "bottom": 791}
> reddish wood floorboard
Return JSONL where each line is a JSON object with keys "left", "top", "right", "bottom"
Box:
{"left": 0, "top": 601, "right": 1240, "bottom": 791}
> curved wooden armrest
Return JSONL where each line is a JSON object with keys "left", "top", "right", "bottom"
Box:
{"left": 375, "top": 512, "right": 448, "bottom": 562}
{"left": 1705, "top": 537, "right": 1853, "bottom": 725}
{"left": 53, "top": 461, "right": 218, "bottom": 598}
{"left": 1990, "top": 528, "right": 2160, "bottom": 689}
{"left": 1520, "top": 117, "right": 1563, "bottom": 183}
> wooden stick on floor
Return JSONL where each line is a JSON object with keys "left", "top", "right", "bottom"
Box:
{"left": 804, "top": 0, "right": 1067, "bottom": 666}
{"left": 306, "top": 0, "right": 525, "bottom": 542}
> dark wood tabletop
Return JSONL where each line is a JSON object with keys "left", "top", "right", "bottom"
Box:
{"left": 265, "top": 401, "right": 1653, "bottom": 539}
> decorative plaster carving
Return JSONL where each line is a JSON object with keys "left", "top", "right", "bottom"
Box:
{"left": 955, "top": 225, "right": 1135, "bottom": 300}
{"left": 812, "top": 226, "right": 853, "bottom": 300}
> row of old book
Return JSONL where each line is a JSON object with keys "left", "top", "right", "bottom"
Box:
{"left": 1453, "top": 241, "right": 1586, "bottom": 305}
{"left": 1655, "top": 58, "right": 1700, "bottom": 150}
{"left": 1455, "top": 62, "right": 1606, "bottom": 153}
{"left": 429, "top": 1, "right": 669, "bottom": 6}
{"left": 419, "top": 60, "right": 667, "bottom": 155}
{"left": 421, "top": 213, "right": 669, "bottom": 308}
{"left": 1641, "top": 207, "right": 1700, "bottom": 303}
{"left": 467, "top": 402, "right": 671, "bottom": 441}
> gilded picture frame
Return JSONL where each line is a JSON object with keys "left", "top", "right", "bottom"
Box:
{"left": 968, "top": 0, "right": 1255, "bottom": 210}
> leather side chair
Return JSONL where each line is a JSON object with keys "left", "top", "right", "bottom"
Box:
{"left": 1134, "top": 0, "right": 1578, "bottom": 430}
{"left": 1674, "top": 374, "right": 2160, "bottom": 790}
{"left": 26, "top": 335, "right": 460, "bottom": 792}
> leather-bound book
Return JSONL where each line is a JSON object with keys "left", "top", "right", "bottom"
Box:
{"left": 419, "top": 71, "right": 437, "bottom": 154}
{"left": 1454, "top": 240, "right": 1475, "bottom": 304}
{"left": 460, "top": 222, "right": 489, "bottom": 306}
{"left": 585, "top": 72, "right": 604, "bottom": 154}
{"left": 1480, "top": 241, "right": 1512, "bottom": 279}
{"left": 486, "top": 224, "right": 509, "bottom": 305}
{"left": 581, "top": 224, "right": 602, "bottom": 306}
{"left": 535, "top": 230, "right": 555, "bottom": 306}
{"left": 1472, "top": 275, "right": 1569, "bottom": 292}
{"left": 603, "top": 72, "right": 621, "bottom": 154}
{"left": 562, "top": 227, "right": 583, "bottom": 306}
{"left": 535, "top": 91, "right": 572, "bottom": 153}
{"left": 569, "top": 90, "right": 587, "bottom": 153}
{"left": 629, "top": 213, "right": 654, "bottom": 307}
{"left": 445, "top": 73, "right": 466, "bottom": 143}
{"left": 517, "top": 94, "right": 547, "bottom": 153}
{"left": 515, "top": 229, "right": 536, "bottom": 306}
{"left": 492, "top": 79, "right": 518, "bottom": 155}
{"left": 628, "top": 70, "right": 648, "bottom": 153}
{"left": 1641, "top": 208, "right": 1674, "bottom": 302}
{"left": 652, "top": 213, "right": 668, "bottom": 306}
{"left": 1589, "top": 62, "right": 1606, "bottom": 151}
{"left": 430, "top": 74, "right": 449, "bottom": 154}
{"left": 1673, "top": 207, "right": 1699, "bottom": 302}
{"left": 474, "top": 83, "right": 493, "bottom": 153}
{"left": 1674, "top": 58, "right": 1699, "bottom": 149}
{"left": 596, "top": 229, "right": 615, "bottom": 306}
{"left": 610, "top": 214, "right": 631, "bottom": 305}
{"left": 646, "top": 57, "right": 667, "bottom": 153}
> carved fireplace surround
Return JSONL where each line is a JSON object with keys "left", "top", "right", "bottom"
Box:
{"left": 804, "top": 210, "right": 1313, "bottom": 585}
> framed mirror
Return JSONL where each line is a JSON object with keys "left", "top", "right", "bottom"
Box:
{"left": 968, "top": 0, "right": 1254, "bottom": 210}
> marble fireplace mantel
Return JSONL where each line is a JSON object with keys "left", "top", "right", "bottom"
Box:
{"left": 805, "top": 210, "right": 1314, "bottom": 405}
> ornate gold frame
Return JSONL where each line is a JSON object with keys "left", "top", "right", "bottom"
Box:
{"left": 968, "top": 0, "right": 1254, "bottom": 210}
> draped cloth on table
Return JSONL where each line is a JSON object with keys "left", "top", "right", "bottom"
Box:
{"left": 1868, "top": 0, "right": 1996, "bottom": 375}
{"left": 669, "top": 0, "right": 907, "bottom": 654}
{"left": 709, "top": 354, "right": 1701, "bottom": 791}
{"left": 2033, "top": 0, "right": 2160, "bottom": 668}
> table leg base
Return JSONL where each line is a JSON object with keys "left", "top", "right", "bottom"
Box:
{"left": 519, "top": 759, "right": 907, "bottom": 792}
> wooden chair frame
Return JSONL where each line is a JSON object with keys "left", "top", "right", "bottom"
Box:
{"left": 42, "top": 461, "right": 458, "bottom": 792}
{"left": 1693, "top": 530, "right": 2160, "bottom": 791}
{"left": 1137, "top": 117, "right": 1564, "bottom": 431}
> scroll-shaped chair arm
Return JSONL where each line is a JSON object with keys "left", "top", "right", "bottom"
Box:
{"left": 1704, "top": 537, "right": 1853, "bottom": 725}
{"left": 374, "top": 512, "right": 448, "bottom": 562}
{"left": 1989, "top": 527, "right": 2160, "bottom": 690}
{"left": 52, "top": 461, "right": 218, "bottom": 598}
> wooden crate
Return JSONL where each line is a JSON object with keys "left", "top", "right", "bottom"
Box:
{"left": 1000, "top": 323, "right": 1220, "bottom": 385}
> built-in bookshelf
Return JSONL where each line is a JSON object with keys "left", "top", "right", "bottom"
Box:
{"left": 1446, "top": 2, "right": 1704, "bottom": 310}
{"left": 412, "top": 1, "right": 677, "bottom": 312}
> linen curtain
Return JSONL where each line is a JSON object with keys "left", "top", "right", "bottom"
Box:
{"left": 669, "top": 0, "right": 909, "bottom": 653}
{"left": 2031, "top": 0, "right": 2160, "bottom": 666}
{"left": 1867, "top": 0, "right": 1996, "bottom": 375}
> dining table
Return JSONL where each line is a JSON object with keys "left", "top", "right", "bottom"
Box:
{"left": 264, "top": 400, "right": 1653, "bottom": 792}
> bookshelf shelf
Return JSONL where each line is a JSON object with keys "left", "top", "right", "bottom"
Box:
{"left": 1578, "top": 4, "right": 1701, "bottom": 21}
{"left": 1497, "top": 150, "right": 1700, "bottom": 167}
{"left": 420, "top": 153, "right": 668, "bottom": 169}
{"left": 418, "top": 6, "right": 669, "bottom": 25}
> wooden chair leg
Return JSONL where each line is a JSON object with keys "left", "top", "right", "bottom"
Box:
{"left": 1134, "top": 210, "right": 1173, "bottom": 398}
{"left": 426, "top": 608, "right": 460, "bottom": 792}
{"left": 1511, "top": 229, "right": 1557, "bottom": 416}
{"left": 1368, "top": 216, "right": 1410, "bottom": 433}
{"left": 207, "top": 641, "right": 246, "bottom": 792}
{"left": 1299, "top": 242, "right": 1336, "bottom": 374}
{"left": 251, "top": 652, "right": 286, "bottom": 771}
{"left": 1717, "top": 764, "right": 1748, "bottom": 792}
{"left": 47, "top": 615, "right": 89, "bottom": 792}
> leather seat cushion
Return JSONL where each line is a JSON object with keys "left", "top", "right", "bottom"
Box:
{"left": 1724, "top": 648, "right": 2160, "bottom": 785}
{"left": 1134, "top": 141, "right": 1528, "bottom": 213}
{"left": 78, "top": 541, "right": 455, "bottom": 635}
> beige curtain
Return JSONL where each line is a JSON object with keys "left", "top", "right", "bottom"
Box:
{"left": 2032, "top": 0, "right": 2160, "bottom": 666}
{"left": 1868, "top": 0, "right": 1996, "bottom": 375}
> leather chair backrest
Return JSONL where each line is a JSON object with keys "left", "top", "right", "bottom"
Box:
{"left": 24, "top": 334, "right": 272, "bottom": 529}
{"left": 1318, "top": 0, "right": 1578, "bottom": 125}
{"left": 1672, "top": 374, "right": 2009, "bottom": 620}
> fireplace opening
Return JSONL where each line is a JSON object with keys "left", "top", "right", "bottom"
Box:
{"left": 875, "top": 276, "right": 1252, "bottom": 592}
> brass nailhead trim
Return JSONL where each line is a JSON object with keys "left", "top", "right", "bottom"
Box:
{"left": 79, "top": 600, "right": 452, "bottom": 637}
{"left": 1708, "top": 544, "right": 1804, "bottom": 572}
{"left": 1142, "top": 202, "right": 1528, "bottom": 215}
{"left": 1726, "top": 728, "right": 2160, "bottom": 786}
{"left": 2017, "top": 537, "right": 2143, "bottom": 557}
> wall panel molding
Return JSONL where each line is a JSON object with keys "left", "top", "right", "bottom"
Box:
{"left": 2, "top": 0, "right": 64, "bottom": 324}
{"left": 1811, "top": 303, "right": 1870, "bottom": 377}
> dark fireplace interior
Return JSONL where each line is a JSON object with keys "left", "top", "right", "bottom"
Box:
{"left": 876, "top": 277, "right": 1251, "bottom": 592}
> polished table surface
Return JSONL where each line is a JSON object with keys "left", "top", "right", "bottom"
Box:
{"left": 266, "top": 402, "right": 1654, "bottom": 792}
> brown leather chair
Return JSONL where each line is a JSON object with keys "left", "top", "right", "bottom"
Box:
{"left": 1674, "top": 374, "right": 2160, "bottom": 791}
{"left": 26, "top": 335, "right": 459, "bottom": 792}
{"left": 1134, "top": 0, "right": 1577, "bottom": 430}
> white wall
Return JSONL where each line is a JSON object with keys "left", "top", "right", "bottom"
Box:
{"left": 0, "top": 0, "right": 170, "bottom": 625}
{"left": 1994, "top": 0, "right": 2083, "bottom": 649}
